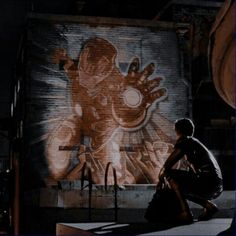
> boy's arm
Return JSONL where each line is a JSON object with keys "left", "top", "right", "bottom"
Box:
{"left": 159, "top": 148, "right": 184, "bottom": 180}
{"left": 164, "top": 148, "right": 184, "bottom": 170}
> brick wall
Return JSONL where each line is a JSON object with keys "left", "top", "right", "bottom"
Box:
{"left": 22, "top": 15, "right": 190, "bottom": 187}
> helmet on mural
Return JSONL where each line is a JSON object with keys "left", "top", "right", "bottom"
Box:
{"left": 78, "top": 37, "right": 117, "bottom": 83}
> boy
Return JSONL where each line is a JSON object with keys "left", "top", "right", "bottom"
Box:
{"left": 159, "top": 118, "right": 223, "bottom": 223}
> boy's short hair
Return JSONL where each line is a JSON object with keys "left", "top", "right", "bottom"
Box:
{"left": 175, "top": 118, "right": 194, "bottom": 136}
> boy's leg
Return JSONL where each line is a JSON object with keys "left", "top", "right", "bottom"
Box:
{"left": 168, "top": 177, "right": 194, "bottom": 224}
{"left": 187, "top": 195, "right": 218, "bottom": 221}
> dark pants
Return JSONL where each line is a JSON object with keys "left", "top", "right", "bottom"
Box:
{"left": 166, "top": 169, "right": 223, "bottom": 200}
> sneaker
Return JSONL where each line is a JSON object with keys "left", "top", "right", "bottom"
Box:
{"left": 198, "top": 201, "right": 218, "bottom": 221}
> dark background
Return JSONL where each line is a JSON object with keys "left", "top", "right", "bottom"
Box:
{"left": 0, "top": 0, "right": 234, "bottom": 234}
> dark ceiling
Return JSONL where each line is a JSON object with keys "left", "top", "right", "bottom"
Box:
{"left": 0, "top": 0, "right": 225, "bottom": 118}
{"left": 31, "top": 0, "right": 171, "bottom": 19}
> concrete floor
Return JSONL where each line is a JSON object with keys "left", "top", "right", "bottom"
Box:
{"left": 22, "top": 190, "right": 235, "bottom": 235}
{"left": 56, "top": 219, "right": 233, "bottom": 235}
{"left": 56, "top": 191, "right": 235, "bottom": 235}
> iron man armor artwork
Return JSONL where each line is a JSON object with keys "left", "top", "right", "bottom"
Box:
{"left": 46, "top": 37, "right": 170, "bottom": 185}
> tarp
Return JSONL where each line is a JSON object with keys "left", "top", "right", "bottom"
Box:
{"left": 208, "top": 0, "right": 235, "bottom": 108}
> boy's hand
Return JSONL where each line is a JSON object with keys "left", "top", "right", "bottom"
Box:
{"left": 158, "top": 166, "right": 166, "bottom": 182}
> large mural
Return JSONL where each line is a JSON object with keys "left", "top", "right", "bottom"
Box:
{"left": 24, "top": 17, "right": 190, "bottom": 186}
